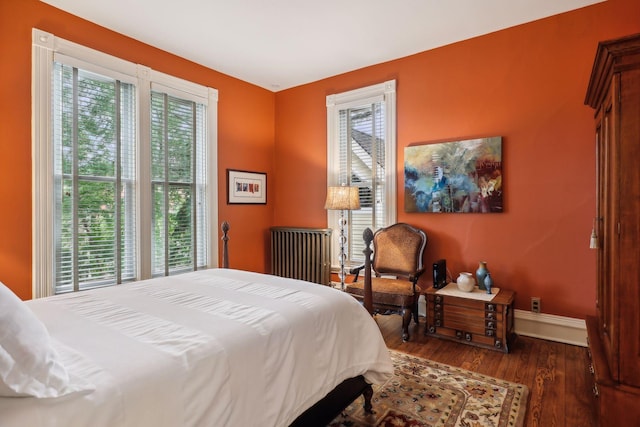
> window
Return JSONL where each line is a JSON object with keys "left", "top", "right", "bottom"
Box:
{"left": 32, "top": 29, "right": 218, "bottom": 297}
{"left": 150, "top": 91, "right": 208, "bottom": 276}
{"left": 326, "top": 80, "right": 397, "bottom": 268}
{"left": 52, "top": 64, "right": 137, "bottom": 293}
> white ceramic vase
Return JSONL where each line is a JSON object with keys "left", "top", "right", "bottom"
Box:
{"left": 456, "top": 272, "right": 475, "bottom": 292}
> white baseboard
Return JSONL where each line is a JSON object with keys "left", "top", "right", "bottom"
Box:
{"left": 514, "top": 309, "right": 587, "bottom": 347}
{"left": 418, "top": 294, "right": 427, "bottom": 317}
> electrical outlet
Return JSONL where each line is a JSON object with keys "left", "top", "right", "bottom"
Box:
{"left": 531, "top": 297, "right": 541, "bottom": 313}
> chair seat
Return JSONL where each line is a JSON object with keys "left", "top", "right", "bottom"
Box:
{"left": 347, "top": 277, "right": 422, "bottom": 307}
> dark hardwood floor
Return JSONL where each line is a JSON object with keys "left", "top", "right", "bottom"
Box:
{"left": 375, "top": 314, "right": 597, "bottom": 427}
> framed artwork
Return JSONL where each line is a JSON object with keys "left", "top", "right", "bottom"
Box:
{"left": 227, "top": 169, "right": 267, "bottom": 204}
{"left": 404, "top": 137, "right": 502, "bottom": 213}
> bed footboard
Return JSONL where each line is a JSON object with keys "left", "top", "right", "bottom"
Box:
{"left": 288, "top": 375, "right": 372, "bottom": 427}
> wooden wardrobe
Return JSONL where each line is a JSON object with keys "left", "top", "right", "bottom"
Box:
{"left": 584, "top": 33, "right": 640, "bottom": 426}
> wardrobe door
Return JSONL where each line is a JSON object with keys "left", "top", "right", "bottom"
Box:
{"left": 617, "top": 67, "right": 640, "bottom": 388}
{"left": 595, "top": 82, "right": 618, "bottom": 380}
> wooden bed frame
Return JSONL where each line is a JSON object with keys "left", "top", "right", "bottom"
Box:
{"left": 220, "top": 222, "right": 375, "bottom": 426}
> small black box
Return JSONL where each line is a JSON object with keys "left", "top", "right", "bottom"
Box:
{"left": 432, "top": 259, "right": 447, "bottom": 289}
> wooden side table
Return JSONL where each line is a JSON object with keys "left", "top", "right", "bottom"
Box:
{"left": 424, "top": 284, "right": 516, "bottom": 353}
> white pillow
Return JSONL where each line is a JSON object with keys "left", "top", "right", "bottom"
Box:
{"left": 0, "top": 281, "right": 71, "bottom": 398}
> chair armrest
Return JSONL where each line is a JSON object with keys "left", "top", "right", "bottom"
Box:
{"left": 409, "top": 267, "right": 426, "bottom": 283}
{"left": 349, "top": 264, "right": 365, "bottom": 282}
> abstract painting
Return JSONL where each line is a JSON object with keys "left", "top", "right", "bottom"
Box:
{"left": 404, "top": 137, "right": 502, "bottom": 213}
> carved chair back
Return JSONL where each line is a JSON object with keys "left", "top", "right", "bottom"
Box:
{"left": 371, "top": 223, "right": 427, "bottom": 281}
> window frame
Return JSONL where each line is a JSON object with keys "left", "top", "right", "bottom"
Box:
{"left": 326, "top": 80, "right": 397, "bottom": 268}
{"left": 32, "top": 28, "right": 219, "bottom": 298}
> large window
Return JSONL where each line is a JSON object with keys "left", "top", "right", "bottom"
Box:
{"left": 52, "top": 64, "right": 137, "bottom": 293}
{"left": 326, "top": 80, "right": 397, "bottom": 268}
{"left": 150, "top": 91, "right": 207, "bottom": 277}
{"left": 33, "top": 29, "right": 218, "bottom": 297}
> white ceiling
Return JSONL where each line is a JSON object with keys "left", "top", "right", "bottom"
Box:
{"left": 41, "top": 0, "right": 603, "bottom": 92}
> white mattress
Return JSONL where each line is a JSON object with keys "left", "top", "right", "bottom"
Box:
{"left": 0, "top": 269, "right": 393, "bottom": 427}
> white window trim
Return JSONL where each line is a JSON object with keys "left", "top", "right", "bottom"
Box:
{"left": 326, "top": 80, "right": 397, "bottom": 268}
{"left": 31, "top": 28, "right": 219, "bottom": 298}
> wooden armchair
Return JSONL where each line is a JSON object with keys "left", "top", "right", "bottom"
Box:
{"left": 347, "top": 223, "right": 427, "bottom": 341}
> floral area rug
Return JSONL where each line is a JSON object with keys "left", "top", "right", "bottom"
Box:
{"left": 329, "top": 350, "right": 528, "bottom": 427}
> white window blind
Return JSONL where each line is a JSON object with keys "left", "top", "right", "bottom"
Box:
{"left": 339, "top": 103, "right": 387, "bottom": 260}
{"left": 327, "top": 81, "right": 397, "bottom": 267}
{"left": 52, "top": 63, "right": 137, "bottom": 293}
{"left": 150, "top": 91, "right": 207, "bottom": 276}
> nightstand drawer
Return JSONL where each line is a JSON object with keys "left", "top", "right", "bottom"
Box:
{"left": 427, "top": 326, "right": 504, "bottom": 348}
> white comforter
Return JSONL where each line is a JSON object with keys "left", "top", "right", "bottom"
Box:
{"left": 0, "top": 269, "right": 393, "bottom": 427}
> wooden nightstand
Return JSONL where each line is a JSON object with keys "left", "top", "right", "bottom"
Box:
{"left": 424, "top": 284, "right": 516, "bottom": 353}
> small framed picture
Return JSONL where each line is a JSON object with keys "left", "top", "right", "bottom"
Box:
{"left": 227, "top": 169, "right": 267, "bottom": 204}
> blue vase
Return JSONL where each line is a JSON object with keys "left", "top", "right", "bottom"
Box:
{"left": 476, "top": 261, "right": 488, "bottom": 290}
{"left": 484, "top": 272, "right": 493, "bottom": 294}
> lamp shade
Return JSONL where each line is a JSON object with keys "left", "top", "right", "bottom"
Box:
{"left": 324, "top": 186, "right": 361, "bottom": 210}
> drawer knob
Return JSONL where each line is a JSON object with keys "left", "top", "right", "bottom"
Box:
{"left": 486, "top": 329, "right": 495, "bottom": 337}
{"left": 465, "top": 332, "right": 472, "bottom": 342}
{"left": 435, "top": 296, "right": 442, "bottom": 303}
{"left": 486, "top": 303, "right": 496, "bottom": 312}
{"left": 456, "top": 330, "right": 463, "bottom": 339}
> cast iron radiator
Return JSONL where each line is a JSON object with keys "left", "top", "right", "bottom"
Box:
{"left": 270, "top": 227, "right": 332, "bottom": 285}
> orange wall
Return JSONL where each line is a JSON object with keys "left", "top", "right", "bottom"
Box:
{"left": 0, "top": 0, "right": 275, "bottom": 299}
{"left": 2, "top": 0, "right": 639, "bottom": 319}
{"left": 274, "top": 0, "right": 640, "bottom": 318}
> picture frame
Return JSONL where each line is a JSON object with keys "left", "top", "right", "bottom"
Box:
{"left": 404, "top": 136, "right": 502, "bottom": 213}
{"left": 227, "top": 169, "right": 267, "bottom": 204}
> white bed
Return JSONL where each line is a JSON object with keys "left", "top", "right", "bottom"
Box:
{"left": 0, "top": 268, "right": 393, "bottom": 427}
